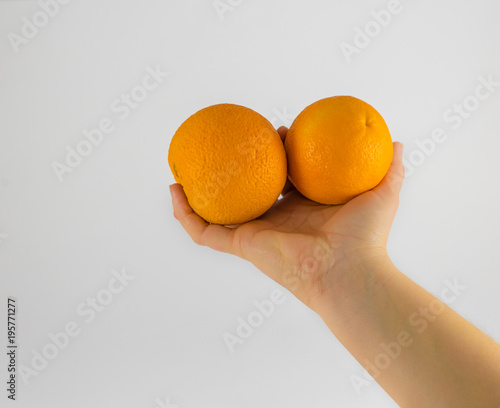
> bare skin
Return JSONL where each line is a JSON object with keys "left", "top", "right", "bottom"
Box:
{"left": 170, "top": 126, "right": 500, "bottom": 407}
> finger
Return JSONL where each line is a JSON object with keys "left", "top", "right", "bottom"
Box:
{"left": 277, "top": 126, "right": 288, "bottom": 142}
{"left": 373, "top": 142, "right": 405, "bottom": 201}
{"left": 169, "top": 184, "right": 238, "bottom": 255}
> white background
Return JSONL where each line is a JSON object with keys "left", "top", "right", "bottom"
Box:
{"left": 1, "top": 0, "right": 499, "bottom": 407}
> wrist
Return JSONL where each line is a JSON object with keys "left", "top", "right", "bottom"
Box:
{"left": 312, "top": 247, "right": 398, "bottom": 323}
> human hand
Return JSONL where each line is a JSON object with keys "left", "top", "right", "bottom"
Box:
{"left": 171, "top": 128, "right": 500, "bottom": 408}
{"left": 169, "top": 126, "right": 405, "bottom": 312}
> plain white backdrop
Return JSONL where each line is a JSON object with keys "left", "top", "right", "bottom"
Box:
{"left": 1, "top": 0, "right": 499, "bottom": 407}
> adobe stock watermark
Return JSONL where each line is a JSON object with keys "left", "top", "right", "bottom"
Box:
{"left": 7, "top": 0, "right": 72, "bottom": 54}
{"left": 213, "top": 0, "right": 243, "bottom": 21}
{"left": 51, "top": 64, "right": 168, "bottom": 183}
{"left": 223, "top": 289, "right": 286, "bottom": 354}
{"left": 190, "top": 126, "right": 278, "bottom": 211}
{"left": 339, "top": 0, "right": 403, "bottom": 63}
{"left": 18, "top": 268, "right": 134, "bottom": 385}
{"left": 222, "top": 237, "right": 334, "bottom": 353}
{"left": 403, "top": 74, "right": 499, "bottom": 177}
{"left": 269, "top": 106, "right": 295, "bottom": 129}
{"left": 150, "top": 396, "right": 179, "bottom": 408}
{"left": 282, "top": 235, "right": 335, "bottom": 295}
{"left": 350, "top": 277, "right": 467, "bottom": 395}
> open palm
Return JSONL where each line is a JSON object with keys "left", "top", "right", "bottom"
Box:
{"left": 170, "top": 127, "right": 404, "bottom": 310}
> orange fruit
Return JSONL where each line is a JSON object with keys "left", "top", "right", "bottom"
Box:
{"left": 168, "top": 104, "right": 287, "bottom": 225}
{"left": 285, "top": 96, "right": 393, "bottom": 205}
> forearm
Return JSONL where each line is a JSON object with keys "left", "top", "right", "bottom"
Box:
{"left": 316, "top": 253, "right": 500, "bottom": 408}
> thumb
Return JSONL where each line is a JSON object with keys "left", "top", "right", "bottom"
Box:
{"left": 373, "top": 142, "right": 405, "bottom": 202}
